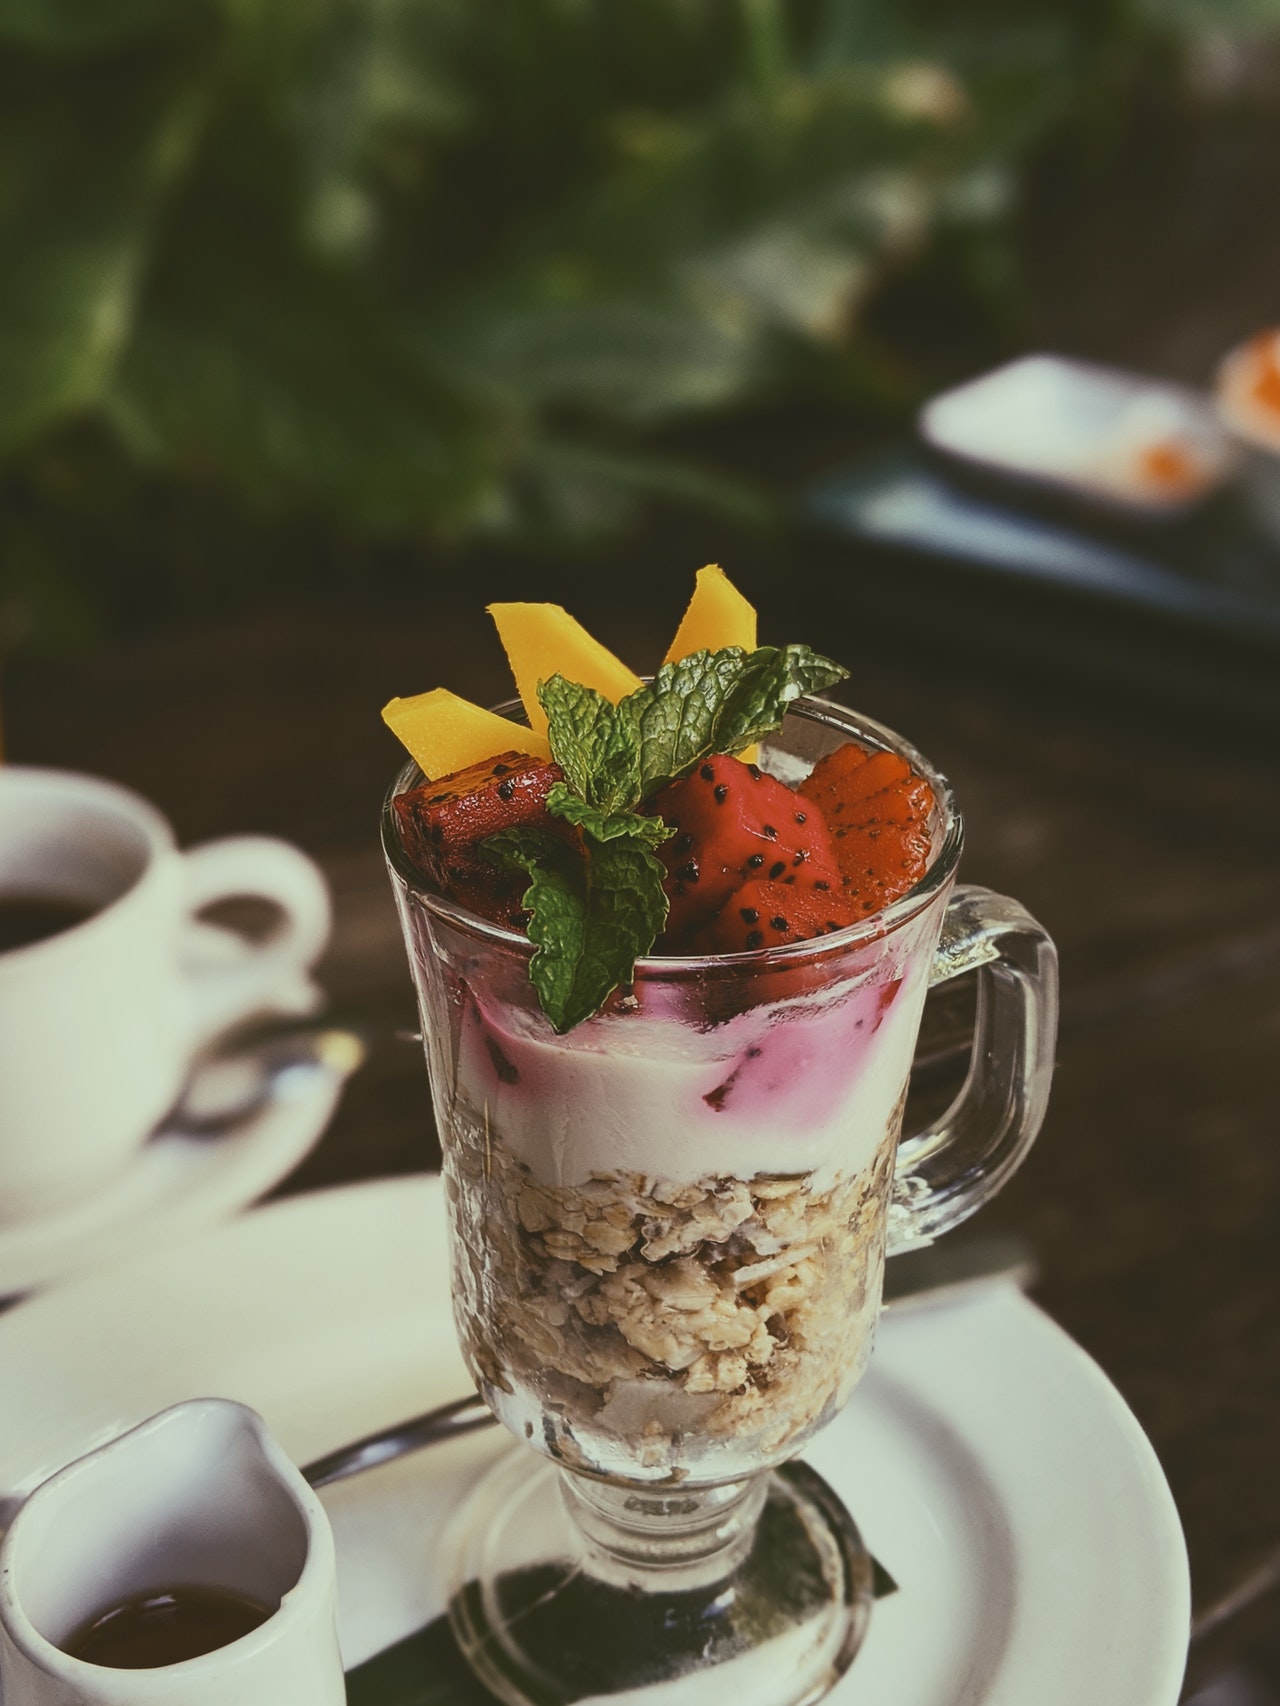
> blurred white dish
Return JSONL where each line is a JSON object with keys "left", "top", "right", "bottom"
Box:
{"left": 0, "top": 1174, "right": 1189, "bottom": 1704}
{"left": 923, "top": 353, "right": 1235, "bottom": 514}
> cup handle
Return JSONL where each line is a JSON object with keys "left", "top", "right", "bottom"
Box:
{"left": 887, "top": 883, "right": 1059, "bottom": 1253}
{"left": 179, "top": 836, "right": 332, "bottom": 1052}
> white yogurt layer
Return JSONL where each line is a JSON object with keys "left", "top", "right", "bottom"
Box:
{"left": 452, "top": 951, "right": 929, "bottom": 1188}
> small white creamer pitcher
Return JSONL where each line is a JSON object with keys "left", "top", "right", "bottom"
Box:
{"left": 0, "top": 1399, "right": 346, "bottom": 1706}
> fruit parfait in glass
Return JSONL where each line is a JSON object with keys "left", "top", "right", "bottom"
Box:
{"left": 382, "top": 568, "right": 1058, "bottom": 1706}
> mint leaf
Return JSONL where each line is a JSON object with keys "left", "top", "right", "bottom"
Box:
{"left": 541, "top": 835, "right": 667, "bottom": 1033}
{"left": 706, "top": 643, "right": 848, "bottom": 756}
{"left": 622, "top": 647, "right": 747, "bottom": 794}
{"left": 627, "top": 644, "right": 847, "bottom": 795}
{"left": 538, "top": 674, "right": 639, "bottom": 811}
{"left": 546, "top": 782, "right": 672, "bottom": 850}
{"left": 482, "top": 824, "right": 668, "bottom": 1034}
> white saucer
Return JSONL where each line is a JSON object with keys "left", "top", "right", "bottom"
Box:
{"left": 0, "top": 1022, "right": 353, "bottom": 1299}
{"left": 0, "top": 1177, "right": 1190, "bottom": 1705}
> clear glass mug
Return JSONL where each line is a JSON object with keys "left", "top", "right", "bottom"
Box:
{"left": 383, "top": 695, "right": 1058, "bottom": 1706}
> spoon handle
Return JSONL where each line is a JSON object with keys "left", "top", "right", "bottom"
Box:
{"left": 301, "top": 1392, "right": 495, "bottom": 1490}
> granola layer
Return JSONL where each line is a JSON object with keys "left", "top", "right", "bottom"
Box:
{"left": 443, "top": 1114, "right": 898, "bottom": 1478}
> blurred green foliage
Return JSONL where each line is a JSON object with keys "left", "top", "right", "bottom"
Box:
{"left": 0, "top": 0, "right": 1272, "bottom": 645}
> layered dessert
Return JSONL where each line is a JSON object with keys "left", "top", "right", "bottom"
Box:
{"left": 383, "top": 569, "right": 945, "bottom": 1482}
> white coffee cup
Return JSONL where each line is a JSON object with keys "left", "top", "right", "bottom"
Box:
{"left": 0, "top": 767, "right": 331, "bottom": 1226}
{"left": 0, "top": 1398, "right": 346, "bottom": 1705}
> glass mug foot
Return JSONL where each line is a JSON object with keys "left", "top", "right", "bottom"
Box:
{"left": 445, "top": 1446, "right": 873, "bottom": 1706}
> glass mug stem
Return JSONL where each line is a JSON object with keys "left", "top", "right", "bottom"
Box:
{"left": 561, "top": 1468, "right": 768, "bottom": 1591}
{"left": 890, "top": 884, "right": 1060, "bottom": 1251}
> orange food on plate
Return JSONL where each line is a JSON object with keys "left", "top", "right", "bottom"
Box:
{"left": 1244, "top": 330, "right": 1280, "bottom": 415}
{"left": 1137, "top": 440, "right": 1201, "bottom": 494}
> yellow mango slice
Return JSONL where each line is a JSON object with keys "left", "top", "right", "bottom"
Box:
{"left": 665, "top": 565, "right": 760, "bottom": 761}
{"left": 663, "top": 564, "right": 757, "bottom": 664}
{"left": 488, "top": 603, "right": 643, "bottom": 738}
{"left": 382, "top": 687, "right": 550, "bottom": 778}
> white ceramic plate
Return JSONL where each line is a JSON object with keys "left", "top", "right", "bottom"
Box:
{"left": 0, "top": 1177, "right": 1190, "bottom": 1705}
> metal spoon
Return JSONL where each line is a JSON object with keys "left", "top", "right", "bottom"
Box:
{"left": 169, "top": 1024, "right": 368, "bottom": 1136}
{"left": 302, "top": 1392, "right": 495, "bottom": 1489}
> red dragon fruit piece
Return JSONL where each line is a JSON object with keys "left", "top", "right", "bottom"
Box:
{"left": 799, "top": 743, "right": 934, "bottom": 913}
{"left": 394, "top": 749, "right": 565, "bottom": 928}
{"left": 650, "top": 754, "right": 845, "bottom": 946}
{"left": 690, "top": 877, "right": 859, "bottom": 955}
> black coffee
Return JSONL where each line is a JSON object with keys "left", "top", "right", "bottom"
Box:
{"left": 63, "top": 1585, "right": 273, "bottom": 1670}
{"left": 0, "top": 894, "right": 93, "bottom": 954}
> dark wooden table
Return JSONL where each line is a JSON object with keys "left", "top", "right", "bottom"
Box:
{"left": 7, "top": 554, "right": 1279, "bottom": 1698}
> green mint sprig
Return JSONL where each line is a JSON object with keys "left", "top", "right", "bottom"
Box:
{"left": 482, "top": 825, "right": 670, "bottom": 1035}
{"left": 544, "top": 784, "right": 672, "bottom": 850}
{"left": 538, "top": 675, "right": 639, "bottom": 811}
{"left": 482, "top": 643, "right": 847, "bottom": 1033}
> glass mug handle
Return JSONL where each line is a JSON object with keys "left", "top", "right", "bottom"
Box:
{"left": 888, "top": 884, "right": 1059, "bottom": 1252}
